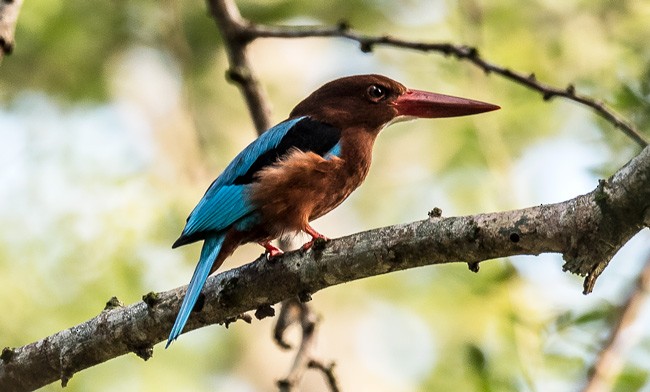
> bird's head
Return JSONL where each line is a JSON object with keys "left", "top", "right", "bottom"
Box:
{"left": 290, "top": 74, "right": 499, "bottom": 132}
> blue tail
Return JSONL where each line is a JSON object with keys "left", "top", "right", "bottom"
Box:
{"left": 166, "top": 234, "right": 226, "bottom": 348}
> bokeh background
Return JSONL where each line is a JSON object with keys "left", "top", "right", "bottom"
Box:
{"left": 1, "top": 0, "right": 650, "bottom": 391}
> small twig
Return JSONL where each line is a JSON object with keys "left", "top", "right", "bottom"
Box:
{"left": 207, "top": 1, "right": 648, "bottom": 147}
{"left": 273, "top": 298, "right": 302, "bottom": 350}
{"left": 230, "top": 21, "right": 647, "bottom": 148}
{"left": 308, "top": 360, "right": 341, "bottom": 392}
{"left": 582, "top": 252, "right": 650, "bottom": 392}
{"left": 274, "top": 298, "right": 340, "bottom": 392}
{"left": 276, "top": 298, "right": 319, "bottom": 391}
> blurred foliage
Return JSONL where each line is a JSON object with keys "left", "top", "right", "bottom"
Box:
{"left": 614, "top": 367, "right": 649, "bottom": 392}
{"left": 617, "top": 71, "right": 650, "bottom": 133}
{"left": 1, "top": 0, "right": 649, "bottom": 391}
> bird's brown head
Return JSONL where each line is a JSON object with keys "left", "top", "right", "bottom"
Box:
{"left": 290, "top": 74, "right": 499, "bottom": 132}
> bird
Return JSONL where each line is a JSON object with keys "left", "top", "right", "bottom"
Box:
{"left": 166, "top": 74, "right": 499, "bottom": 347}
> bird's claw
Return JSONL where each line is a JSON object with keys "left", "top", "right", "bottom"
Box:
{"left": 266, "top": 248, "right": 284, "bottom": 259}
{"left": 260, "top": 242, "right": 284, "bottom": 259}
{"left": 302, "top": 225, "right": 329, "bottom": 251}
{"left": 301, "top": 235, "right": 329, "bottom": 251}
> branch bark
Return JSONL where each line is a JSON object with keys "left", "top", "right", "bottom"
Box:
{"left": 207, "top": 0, "right": 272, "bottom": 133}
{"left": 0, "top": 0, "right": 23, "bottom": 61}
{"left": 1, "top": 145, "right": 648, "bottom": 392}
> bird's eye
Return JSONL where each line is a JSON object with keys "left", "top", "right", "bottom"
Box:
{"left": 367, "top": 85, "right": 387, "bottom": 102}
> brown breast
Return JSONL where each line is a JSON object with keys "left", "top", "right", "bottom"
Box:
{"left": 249, "top": 127, "right": 377, "bottom": 236}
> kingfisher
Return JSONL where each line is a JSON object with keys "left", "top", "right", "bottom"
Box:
{"left": 167, "top": 74, "right": 499, "bottom": 347}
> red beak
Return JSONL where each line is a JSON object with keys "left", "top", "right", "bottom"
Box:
{"left": 393, "top": 89, "right": 500, "bottom": 118}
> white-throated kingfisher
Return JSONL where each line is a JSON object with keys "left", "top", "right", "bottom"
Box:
{"left": 167, "top": 74, "right": 499, "bottom": 347}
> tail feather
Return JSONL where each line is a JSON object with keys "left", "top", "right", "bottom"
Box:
{"left": 166, "top": 234, "right": 225, "bottom": 348}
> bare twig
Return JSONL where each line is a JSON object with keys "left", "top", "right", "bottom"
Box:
{"left": 273, "top": 298, "right": 301, "bottom": 350}
{"left": 1, "top": 145, "right": 648, "bottom": 391}
{"left": 275, "top": 298, "right": 318, "bottom": 391}
{"left": 224, "top": 21, "right": 647, "bottom": 148}
{"left": 274, "top": 297, "right": 340, "bottom": 391}
{"left": 0, "top": 0, "right": 24, "bottom": 61}
{"left": 582, "top": 253, "right": 650, "bottom": 392}
{"left": 308, "top": 360, "right": 341, "bottom": 392}
{"left": 207, "top": 0, "right": 272, "bottom": 133}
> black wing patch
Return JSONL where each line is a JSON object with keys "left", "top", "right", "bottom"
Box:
{"left": 232, "top": 117, "right": 342, "bottom": 185}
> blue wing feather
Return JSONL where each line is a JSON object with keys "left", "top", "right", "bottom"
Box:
{"left": 174, "top": 116, "right": 341, "bottom": 247}
{"left": 325, "top": 142, "right": 342, "bottom": 159}
{"left": 173, "top": 118, "right": 305, "bottom": 246}
{"left": 181, "top": 185, "right": 251, "bottom": 238}
{"left": 170, "top": 117, "right": 341, "bottom": 347}
{"left": 215, "top": 117, "right": 306, "bottom": 186}
{"left": 169, "top": 116, "right": 344, "bottom": 345}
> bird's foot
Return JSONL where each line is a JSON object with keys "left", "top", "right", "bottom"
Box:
{"left": 259, "top": 242, "right": 284, "bottom": 259}
{"left": 302, "top": 225, "right": 330, "bottom": 251}
{"left": 301, "top": 236, "right": 329, "bottom": 251}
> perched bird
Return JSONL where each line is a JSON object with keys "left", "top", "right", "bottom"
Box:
{"left": 167, "top": 74, "right": 499, "bottom": 347}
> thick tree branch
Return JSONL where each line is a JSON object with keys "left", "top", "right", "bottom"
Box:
{"left": 0, "top": 0, "right": 23, "bottom": 61}
{"left": 1, "top": 145, "right": 648, "bottom": 391}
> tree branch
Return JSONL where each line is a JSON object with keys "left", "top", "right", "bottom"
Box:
{"left": 223, "top": 20, "right": 647, "bottom": 148}
{"left": 0, "top": 0, "right": 23, "bottom": 61}
{"left": 207, "top": 0, "right": 272, "bottom": 133}
{"left": 1, "top": 144, "right": 648, "bottom": 391}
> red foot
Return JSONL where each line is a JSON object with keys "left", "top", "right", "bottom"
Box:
{"left": 302, "top": 225, "right": 329, "bottom": 250}
{"left": 259, "top": 241, "right": 284, "bottom": 258}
